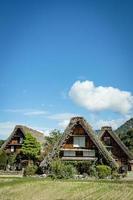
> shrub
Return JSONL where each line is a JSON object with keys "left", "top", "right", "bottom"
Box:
{"left": 24, "top": 164, "right": 38, "bottom": 176}
{"left": 64, "top": 161, "right": 93, "bottom": 175}
{"left": 96, "top": 165, "right": 111, "bottom": 179}
{"left": 0, "top": 150, "right": 8, "bottom": 170}
{"left": 64, "top": 164, "right": 77, "bottom": 178}
{"left": 7, "top": 154, "right": 17, "bottom": 170}
{"left": 89, "top": 165, "right": 98, "bottom": 177}
{"left": 111, "top": 170, "right": 121, "bottom": 179}
{"left": 50, "top": 159, "right": 76, "bottom": 179}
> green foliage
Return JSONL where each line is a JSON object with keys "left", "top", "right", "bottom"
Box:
{"left": 119, "top": 129, "right": 133, "bottom": 153}
{"left": 0, "top": 140, "right": 5, "bottom": 148}
{"left": 96, "top": 165, "right": 111, "bottom": 179}
{"left": 50, "top": 159, "right": 76, "bottom": 179}
{"left": 45, "top": 129, "right": 62, "bottom": 146}
{"left": 89, "top": 165, "right": 98, "bottom": 177}
{"left": 116, "top": 118, "right": 133, "bottom": 136}
{"left": 111, "top": 169, "right": 121, "bottom": 179}
{"left": 24, "top": 164, "right": 38, "bottom": 176}
{"left": 43, "top": 129, "right": 62, "bottom": 157}
{"left": 21, "top": 132, "right": 41, "bottom": 161}
{"left": 64, "top": 161, "right": 95, "bottom": 175}
{"left": 75, "top": 161, "right": 93, "bottom": 175}
{"left": 8, "top": 154, "right": 17, "bottom": 166}
{"left": 0, "top": 150, "right": 8, "bottom": 170}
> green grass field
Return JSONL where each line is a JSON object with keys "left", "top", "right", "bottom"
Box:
{"left": 0, "top": 178, "right": 133, "bottom": 200}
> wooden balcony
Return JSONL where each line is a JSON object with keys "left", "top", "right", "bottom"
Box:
{"left": 8, "top": 143, "right": 22, "bottom": 146}
{"left": 61, "top": 157, "right": 97, "bottom": 161}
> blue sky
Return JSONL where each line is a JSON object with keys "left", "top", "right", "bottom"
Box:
{"left": 0, "top": 0, "right": 133, "bottom": 139}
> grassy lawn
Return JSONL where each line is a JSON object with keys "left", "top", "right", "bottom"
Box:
{"left": 0, "top": 178, "right": 133, "bottom": 200}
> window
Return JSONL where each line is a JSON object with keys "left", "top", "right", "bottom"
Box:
{"left": 11, "top": 146, "right": 14, "bottom": 152}
{"left": 64, "top": 151, "right": 75, "bottom": 157}
{"left": 19, "top": 137, "right": 23, "bottom": 144}
{"left": 83, "top": 150, "right": 95, "bottom": 157}
{"left": 73, "top": 136, "right": 85, "bottom": 147}
{"left": 103, "top": 136, "right": 111, "bottom": 146}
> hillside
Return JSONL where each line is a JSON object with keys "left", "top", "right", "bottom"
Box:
{"left": 115, "top": 118, "right": 133, "bottom": 136}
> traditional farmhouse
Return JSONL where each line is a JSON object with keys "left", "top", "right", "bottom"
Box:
{"left": 99, "top": 126, "right": 133, "bottom": 172}
{"left": 1, "top": 125, "right": 44, "bottom": 154}
{"left": 40, "top": 117, "right": 118, "bottom": 170}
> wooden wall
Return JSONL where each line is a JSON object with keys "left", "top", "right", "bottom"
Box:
{"left": 101, "top": 131, "right": 129, "bottom": 165}
{"left": 62, "top": 125, "right": 95, "bottom": 149}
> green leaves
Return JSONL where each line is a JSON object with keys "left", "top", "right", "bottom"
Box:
{"left": 119, "top": 129, "right": 133, "bottom": 153}
{"left": 21, "top": 133, "right": 41, "bottom": 160}
{"left": 45, "top": 129, "right": 62, "bottom": 146}
{"left": 0, "top": 150, "right": 8, "bottom": 170}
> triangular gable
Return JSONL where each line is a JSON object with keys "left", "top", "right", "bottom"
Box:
{"left": 1, "top": 125, "right": 44, "bottom": 150}
{"left": 99, "top": 127, "right": 133, "bottom": 160}
{"left": 40, "top": 117, "right": 118, "bottom": 169}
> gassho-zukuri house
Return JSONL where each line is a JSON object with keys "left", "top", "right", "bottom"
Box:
{"left": 40, "top": 117, "right": 133, "bottom": 172}
{"left": 1, "top": 125, "right": 44, "bottom": 154}
{"left": 1, "top": 117, "right": 133, "bottom": 172}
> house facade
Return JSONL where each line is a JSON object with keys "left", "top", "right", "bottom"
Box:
{"left": 40, "top": 117, "right": 118, "bottom": 170}
{"left": 99, "top": 126, "right": 133, "bottom": 172}
{"left": 40, "top": 117, "right": 133, "bottom": 172}
{"left": 1, "top": 125, "right": 44, "bottom": 154}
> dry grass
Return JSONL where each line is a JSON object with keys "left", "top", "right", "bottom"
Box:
{"left": 0, "top": 178, "right": 133, "bottom": 200}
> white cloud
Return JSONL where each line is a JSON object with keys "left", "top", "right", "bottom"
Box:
{"left": 5, "top": 109, "right": 26, "bottom": 113}
{"left": 24, "top": 111, "right": 47, "bottom": 116}
{"left": 0, "top": 121, "right": 51, "bottom": 139}
{"left": 58, "top": 120, "right": 70, "bottom": 129}
{"left": 48, "top": 113, "right": 76, "bottom": 121}
{"left": 48, "top": 112, "right": 77, "bottom": 129}
{"left": 4, "top": 109, "right": 47, "bottom": 116}
{"left": 93, "top": 119, "right": 124, "bottom": 130}
{"left": 69, "top": 80, "right": 133, "bottom": 115}
{"left": 0, "top": 121, "right": 17, "bottom": 139}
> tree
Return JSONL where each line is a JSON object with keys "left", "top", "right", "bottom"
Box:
{"left": 119, "top": 129, "right": 133, "bottom": 153}
{"left": 43, "top": 129, "right": 62, "bottom": 157}
{"left": 45, "top": 129, "right": 62, "bottom": 146}
{"left": 0, "top": 150, "right": 8, "bottom": 170}
{"left": 21, "top": 133, "right": 41, "bottom": 165}
{"left": 0, "top": 140, "right": 5, "bottom": 148}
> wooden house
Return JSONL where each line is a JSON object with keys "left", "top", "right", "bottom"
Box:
{"left": 40, "top": 117, "right": 118, "bottom": 170}
{"left": 1, "top": 125, "right": 44, "bottom": 154}
{"left": 99, "top": 126, "right": 133, "bottom": 172}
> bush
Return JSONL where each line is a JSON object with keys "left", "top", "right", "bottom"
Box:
{"left": 0, "top": 150, "right": 8, "bottom": 170}
{"left": 111, "top": 170, "right": 121, "bottom": 179}
{"left": 24, "top": 164, "right": 38, "bottom": 176}
{"left": 50, "top": 159, "right": 76, "bottom": 179}
{"left": 96, "top": 165, "right": 111, "bottom": 179}
{"left": 64, "top": 161, "right": 94, "bottom": 175}
{"left": 7, "top": 154, "right": 17, "bottom": 170}
{"left": 89, "top": 165, "right": 98, "bottom": 177}
{"left": 64, "top": 164, "right": 77, "bottom": 178}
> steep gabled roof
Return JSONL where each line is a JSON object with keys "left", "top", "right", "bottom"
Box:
{"left": 99, "top": 126, "right": 133, "bottom": 160}
{"left": 40, "top": 117, "right": 118, "bottom": 169}
{"left": 1, "top": 125, "right": 45, "bottom": 150}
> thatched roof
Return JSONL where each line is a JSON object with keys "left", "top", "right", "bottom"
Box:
{"left": 1, "top": 125, "right": 45, "bottom": 150}
{"left": 99, "top": 126, "right": 133, "bottom": 160}
{"left": 40, "top": 117, "right": 118, "bottom": 169}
